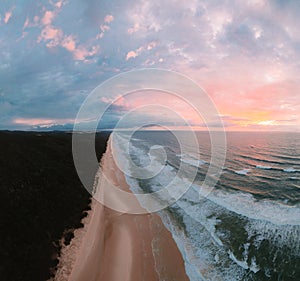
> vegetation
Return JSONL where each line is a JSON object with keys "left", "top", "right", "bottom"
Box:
{"left": 0, "top": 131, "right": 109, "bottom": 281}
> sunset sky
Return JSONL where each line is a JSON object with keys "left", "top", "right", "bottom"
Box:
{"left": 0, "top": 0, "right": 300, "bottom": 131}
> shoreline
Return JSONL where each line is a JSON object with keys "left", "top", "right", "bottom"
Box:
{"left": 55, "top": 135, "right": 189, "bottom": 281}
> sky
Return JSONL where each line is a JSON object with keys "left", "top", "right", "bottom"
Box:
{"left": 0, "top": 0, "right": 300, "bottom": 131}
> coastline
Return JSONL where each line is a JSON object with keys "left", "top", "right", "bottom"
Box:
{"left": 55, "top": 135, "right": 189, "bottom": 281}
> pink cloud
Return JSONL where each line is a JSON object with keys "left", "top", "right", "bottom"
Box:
{"left": 101, "top": 91, "right": 204, "bottom": 125}
{"left": 22, "top": 16, "right": 42, "bottom": 31}
{"left": 38, "top": 25, "right": 99, "bottom": 62}
{"left": 146, "top": 41, "right": 157, "bottom": 50}
{"left": 96, "top": 32, "right": 104, "bottom": 39}
{"left": 54, "top": 0, "right": 64, "bottom": 8}
{"left": 23, "top": 18, "right": 30, "bottom": 29}
{"left": 126, "top": 50, "right": 138, "bottom": 60}
{"left": 4, "top": 12, "right": 12, "bottom": 24}
{"left": 73, "top": 45, "right": 99, "bottom": 61}
{"left": 127, "top": 23, "right": 140, "bottom": 34}
{"left": 38, "top": 8, "right": 61, "bottom": 46}
{"left": 104, "top": 14, "right": 114, "bottom": 23}
{"left": 36, "top": 4, "right": 100, "bottom": 63}
{"left": 61, "top": 35, "right": 76, "bottom": 51}
{"left": 100, "top": 24, "right": 110, "bottom": 32}
{"left": 13, "top": 118, "right": 74, "bottom": 126}
{"left": 38, "top": 26, "right": 63, "bottom": 44}
{"left": 38, "top": 8, "right": 65, "bottom": 48}
{"left": 96, "top": 15, "right": 114, "bottom": 39}
{"left": 41, "top": 10, "right": 55, "bottom": 26}
{"left": 125, "top": 41, "right": 157, "bottom": 61}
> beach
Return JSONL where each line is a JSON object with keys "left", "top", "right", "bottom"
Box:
{"left": 1, "top": 130, "right": 299, "bottom": 281}
{"left": 55, "top": 135, "right": 189, "bottom": 281}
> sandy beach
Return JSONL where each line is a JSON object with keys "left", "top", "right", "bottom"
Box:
{"left": 55, "top": 136, "right": 189, "bottom": 281}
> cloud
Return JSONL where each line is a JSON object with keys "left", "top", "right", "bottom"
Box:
{"left": 23, "top": 18, "right": 30, "bottom": 29}
{"left": 13, "top": 118, "right": 75, "bottom": 126}
{"left": 73, "top": 45, "right": 100, "bottom": 61}
{"left": 38, "top": 26, "right": 63, "bottom": 44}
{"left": 54, "top": 0, "right": 65, "bottom": 9}
{"left": 100, "top": 24, "right": 110, "bottom": 32}
{"left": 96, "top": 15, "right": 114, "bottom": 39}
{"left": 99, "top": 90, "right": 207, "bottom": 127}
{"left": 126, "top": 1, "right": 162, "bottom": 34}
{"left": 128, "top": 23, "right": 140, "bottom": 34}
{"left": 125, "top": 41, "right": 157, "bottom": 60}
{"left": 126, "top": 50, "right": 138, "bottom": 60}
{"left": 41, "top": 10, "right": 55, "bottom": 26}
{"left": 61, "top": 35, "right": 76, "bottom": 51}
{"left": 104, "top": 14, "right": 114, "bottom": 23}
{"left": 37, "top": 6, "right": 63, "bottom": 47}
{"left": 39, "top": 27, "right": 100, "bottom": 61}
{"left": 1, "top": 0, "right": 300, "bottom": 130}
{"left": 3, "top": 6, "right": 15, "bottom": 24}
{"left": 4, "top": 12, "right": 12, "bottom": 24}
{"left": 36, "top": 5, "right": 100, "bottom": 62}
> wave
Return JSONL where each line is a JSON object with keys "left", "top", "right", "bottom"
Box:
{"left": 228, "top": 250, "right": 260, "bottom": 273}
{"left": 289, "top": 177, "right": 300, "bottom": 181}
{"left": 114, "top": 132, "right": 300, "bottom": 226}
{"left": 112, "top": 132, "right": 300, "bottom": 280}
{"left": 238, "top": 153, "right": 278, "bottom": 165}
{"left": 175, "top": 186, "right": 300, "bottom": 277}
{"left": 234, "top": 169, "right": 251, "bottom": 175}
{"left": 255, "top": 151, "right": 300, "bottom": 165}
{"left": 237, "top": 148, "right": 300, "bottom": 168}
{"left": 251, "top": 174, "right": 281, "bottom": 182}
{"left": 283, "top": 167, "right": 299, "bottom": 173}
{"left": 256, "top": 165, "right": 273, "bottom": 170}
{"left": 166, "top": 186, "right": 300, "bottom": 279}
{"left": 196, "top": 186, "right": 300, "bottom": 226}
{"left": 177, "top": 153, "right": 207, "bottom": 168}
{"left": 112, "top": 131, "right": 300, "bottom": 280}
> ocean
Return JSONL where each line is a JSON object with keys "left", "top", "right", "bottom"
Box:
{"left": 111, "top": 131, "right": 300, "bottom": 280}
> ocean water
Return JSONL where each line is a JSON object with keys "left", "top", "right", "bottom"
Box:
{"left": 111, "top": 131, "right": 300, "bottom": 281}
